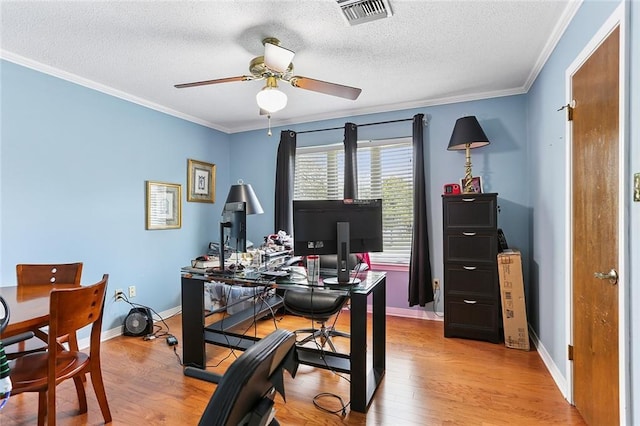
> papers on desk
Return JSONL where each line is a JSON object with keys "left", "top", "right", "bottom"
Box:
{"left": 260, "top": 270, "right": 289, "bottom": 278}
{"left": 287, "top": 266, "right": 308, "bottom": 279}
{"left": 191, "top": 258, "right": 219, "bottom": 268}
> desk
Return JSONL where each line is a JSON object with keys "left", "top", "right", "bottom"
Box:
{"left": 0, "top": 283, "right": 78, "bottom": 338}
{"left": 180, "top": 270, "right": 386, "bottom": 413}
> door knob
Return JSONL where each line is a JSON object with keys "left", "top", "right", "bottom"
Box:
{"left": 594, "top": 268, "right": 618, "bottom": 285}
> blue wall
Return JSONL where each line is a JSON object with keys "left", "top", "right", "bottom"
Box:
{"left": 527, "top": 0, "right": 638, "bottom": 420}
{"left": 526, "top": 0, "right": 622, "bottom": 383}
{"left": 229, "top": 95, "right": 530, "bottom": 311}
{"left": 0, "top": 60, "right": 233, "bottom": 330}
{"left": 0, "top": 59, "right": 531, "bottom": 326}
{"left": 1, "top": 0, "right": 638, "bottom": 419}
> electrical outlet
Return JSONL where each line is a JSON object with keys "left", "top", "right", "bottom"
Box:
{"left": 115, "top": 289, "right": 124, "bottom": 301}
{"left": 128, "top": 285, "right": 136, "bottom": 298}
{"left": 432, "top": 278, "right": 440, "bottom": 291}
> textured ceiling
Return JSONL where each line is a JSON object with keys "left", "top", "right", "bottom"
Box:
{"left": 0, "top": 1, "right": 579, "bottom": 134}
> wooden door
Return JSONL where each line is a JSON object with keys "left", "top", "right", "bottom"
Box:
{"left": 571, "top": 26, "right": 619, "bottom": 425}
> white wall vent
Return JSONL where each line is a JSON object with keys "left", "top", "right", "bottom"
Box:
{"left": 337, "top": 0, "right": 393, "bottom": 26}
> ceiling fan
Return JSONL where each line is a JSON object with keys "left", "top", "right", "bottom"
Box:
{"left": 174, "top": 37, "right": 362, "bottom": 114}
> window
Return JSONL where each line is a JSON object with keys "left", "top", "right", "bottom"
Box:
{"left": 294, "top": 138, "right": 413, "bottom": 264}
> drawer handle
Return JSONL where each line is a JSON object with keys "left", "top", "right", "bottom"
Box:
{"left": 463, "top": 299, "right": 477, "bottom": 304}
{"left": 463, "top": 266, "right": 477, "bottom": 270}
{"left": 462, "top": 232, "right": 476, "bottom": 236}
{"left": 462, "top": 198, "right": 476, "bottom": 202}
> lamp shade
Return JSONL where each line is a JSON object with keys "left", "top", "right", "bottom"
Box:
{"left": 225, "top": 182, "right": 264, "bottom": 215}
{"left": 256, "top": 76, "right": 287, "bottom": 113}
{"left": 256, "top": 88, "right": 287, "bottom": 113}
{"left": 447, "top": 116, "right": 490, "bottom": 150}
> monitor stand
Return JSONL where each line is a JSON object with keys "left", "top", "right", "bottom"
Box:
{"left": 323, "top": 276, "right": 361, "bottom": 285}
{"left": 336, "top": 222, "right": 351, "bottom": 283}
{"left": 322, "top": 221, "right": 361, "bottom": 285}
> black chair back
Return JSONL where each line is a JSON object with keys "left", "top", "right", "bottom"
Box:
{"left": 198, "top": 329, "right": 298, "bottom": 426}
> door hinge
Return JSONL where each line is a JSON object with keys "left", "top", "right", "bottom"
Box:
{"left": 568, "top": 344, "right": 574, "bottom": 361}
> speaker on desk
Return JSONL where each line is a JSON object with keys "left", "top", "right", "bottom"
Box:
{"left": 123, "top": 307, "right": 154, "bottom": 337}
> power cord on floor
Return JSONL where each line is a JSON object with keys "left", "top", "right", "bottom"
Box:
{"left": 294, "top": 289, "right": 352, "bottom": 415}
{"left": 312, "top": 392, "right": 349, "bottom": 416}
{"left": 432, "top": 286, "right": 443, "bottom": 318}
{"left": 172, "top": 345, "right": 183, "bottom": 366}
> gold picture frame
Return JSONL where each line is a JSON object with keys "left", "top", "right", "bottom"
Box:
{"left": 146, "top": 181, "right": 182, "bottom": 230}
{"left": 460, "top": 176, "right": 483, "bottom": 194}
{"left": 187, "top": 159, "right": 216, "bottom": 203}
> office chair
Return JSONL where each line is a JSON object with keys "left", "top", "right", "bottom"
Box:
{"left": 8, "top": 275, "right": 112, "bottom": 426}
{"left": 198, "top": 329, "right": 298, "bottom": 426}
{"left": 282, "top": 253, "right": 360, "bottom": 352}
{"left": 315, "top": 253, "right": 368, "bottom": 276}
{"left": 283, "top": 290, "right": 350, "bottom": 352}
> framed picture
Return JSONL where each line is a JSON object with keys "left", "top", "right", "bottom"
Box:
{"left": 146, "top": 181, "right": 182, "bottom": 230}
{"left": 460, "top": 176, "right": 483, "bottom": 194}
{"left": 187, "top": 159, "right": 216, "bottom": 203}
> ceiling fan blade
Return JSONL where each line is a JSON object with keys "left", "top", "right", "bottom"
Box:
{"left": 264, "top": 42, "right": 295, "bottom": 73}
{"left": 174, "top": 75, "right": 253, "bottom": 89}
{"left": 289, "top": 76, "right": 362, "bottom": 100}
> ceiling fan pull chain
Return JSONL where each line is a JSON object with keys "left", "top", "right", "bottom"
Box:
{"left": 267, "top": 114, "right": 272, "bottom": 137}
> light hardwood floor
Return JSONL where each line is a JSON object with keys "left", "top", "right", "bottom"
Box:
{"left": 1, "top": 307, "right": 585, "bottom": 425}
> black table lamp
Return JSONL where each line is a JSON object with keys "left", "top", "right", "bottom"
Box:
{"left": 447, "top": 116, "right": 490, "bottom": 193}
{"left": 225, "top": 180, "right": 264, "bottom": 215}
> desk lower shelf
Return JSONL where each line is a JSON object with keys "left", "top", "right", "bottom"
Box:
{"left": 296, "top": 346, "right": 351, "bottom": 374}
{"left": 204, "top": 294, "right": 283, "bottom": 350}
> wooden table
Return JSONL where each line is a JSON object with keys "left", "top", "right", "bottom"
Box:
{"left": 0, "top": 283, "right": 78, "bottom": 338}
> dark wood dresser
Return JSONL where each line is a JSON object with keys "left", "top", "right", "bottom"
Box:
{"left": 442, "top": 193, "right": 501, "bottom": 343}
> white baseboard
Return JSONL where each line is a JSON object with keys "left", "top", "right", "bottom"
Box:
{"left": 528, "top": 326, "right": 570, "bottom": 401}
{"left": 78, "top": 305, "right": 182, "bottom": 349}
{"left": 384, "top": 306, "right": 444, "bottom": 321}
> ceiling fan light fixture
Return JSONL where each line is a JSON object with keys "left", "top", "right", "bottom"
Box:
{"left": 263, "top": 38, "right": 295, "bottom": 73}
{"left": 256, "top": 77, "right": 287, "bottom": 113}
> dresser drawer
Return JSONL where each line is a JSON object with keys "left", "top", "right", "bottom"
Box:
{"left": 444, "top": 264, "right": 497, "bottom": 298}
{"left": 442, "top": 194, "right": 497, "bottom": 230}
{"left": 444, "top": 232, "right": 498, "bottom": 264}
{"left": 444, "top": 297, "right": 501, "bottom": 343}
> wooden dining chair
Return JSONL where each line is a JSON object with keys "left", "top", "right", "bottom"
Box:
{"left": 9, "top": 263, "right": 84, "bottom": 357}
{"left": 8, "top": 274, "right": 112, "bottom": 426}
{"left": 16, "top": 262, "right": 83, "bottom": 286}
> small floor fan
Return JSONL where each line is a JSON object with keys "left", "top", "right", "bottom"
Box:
{"left": 123, "top": 307, "right": 153, "bottom": 337}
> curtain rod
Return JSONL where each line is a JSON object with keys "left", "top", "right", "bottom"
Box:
{"left": 296, "top": 117, "right": 414, "bottom": 135}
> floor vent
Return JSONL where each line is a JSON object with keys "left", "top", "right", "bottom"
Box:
{"left": 337, "top": 0, "right": 393, "bottom": 26}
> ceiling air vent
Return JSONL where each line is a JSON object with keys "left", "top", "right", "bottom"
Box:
{"left": 337, "top": 0, "right": 393, "bottom": 26}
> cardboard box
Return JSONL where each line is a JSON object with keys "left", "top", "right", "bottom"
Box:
{"left": 497, "top": 250, "right": 530, "bottom": 350}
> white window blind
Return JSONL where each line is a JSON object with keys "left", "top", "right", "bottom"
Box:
{"left": 294, "top": 138, "right": 414, "bottom": 264}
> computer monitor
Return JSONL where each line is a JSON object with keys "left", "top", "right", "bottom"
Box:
{"left": 220, "top": 201, "right": 247, "bottom": 269}
{"left": 293, "top": 199, "right": 383, "bottom": 284}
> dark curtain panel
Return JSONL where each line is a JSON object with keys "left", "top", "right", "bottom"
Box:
{"left": 409, "top": 113, "right": 434, "bottom": 306}
{"left": 274, "top": 130, "right": 297, "bottom": 235}
{"left": 343, "top": 122, "right": 358, "bottom": 199}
